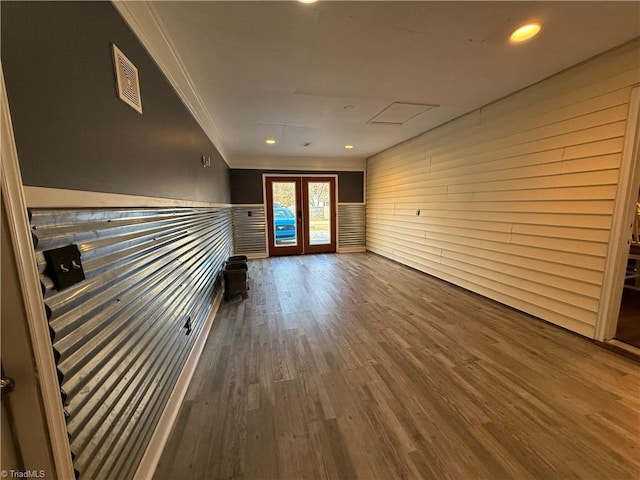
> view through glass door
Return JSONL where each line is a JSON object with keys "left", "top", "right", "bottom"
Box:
{"left": 265, "top": 176, "right": 336, "bottom": 256}
{"left": 302, "top": 177, "right": 336, "bottom": 254}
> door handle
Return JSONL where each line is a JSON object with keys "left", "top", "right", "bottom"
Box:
{"left": 1, "top": 376, "right": 15, "bottom": 399}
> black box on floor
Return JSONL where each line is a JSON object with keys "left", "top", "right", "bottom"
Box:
{"left": 224, "top": 256, "right": 248, "bottom": 300}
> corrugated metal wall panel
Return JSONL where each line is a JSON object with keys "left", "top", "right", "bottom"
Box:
{"left": 30, "top": 207, "right": 233, "bottom": 480}
{"left": 231, "top": 204, "right": 366, "bottom": 254}
{"left": 232, "top": 205, "right": 267, "bottom": 256}
{"left": 338, "top": 203, "right": 366, "bottom": 249}
{"left": 366, "top": 40, "right": 640, "bottom": 338}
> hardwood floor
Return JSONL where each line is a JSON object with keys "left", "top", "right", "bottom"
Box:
{"left": 154, "top": 253, "right": 640, "bottom": 480}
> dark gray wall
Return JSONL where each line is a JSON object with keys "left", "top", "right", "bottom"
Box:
{"left": 230, "top": 169, "right": 364, "bottom": 204}
{"left": 1, "top": 1, "right": 229, "bottom": 204}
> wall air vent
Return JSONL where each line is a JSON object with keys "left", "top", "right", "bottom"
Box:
{"left": 112, "top": 44, "right": 142, "bottom": 114}
{"left": 367, "top": 102, "right": 438, "bottom": 125}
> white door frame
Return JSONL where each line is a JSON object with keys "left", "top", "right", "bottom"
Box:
{"left": 1, "top": 63, "right": 75, "bottom": 478}
{"left": 595, "top": 86, "right": 640, "bottom": 341}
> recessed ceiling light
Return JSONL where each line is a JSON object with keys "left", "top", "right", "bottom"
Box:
{"left": 265, "top": 139, "right": 276, "bottom": 145}
{"left": 299, "top": 0, "right": 317, "bottom": 3}
{"left": 510, "top": 22, "right": 542, "bottom": 43}
{"left": 344, "top": 145, "right": 354, "bottom": 149}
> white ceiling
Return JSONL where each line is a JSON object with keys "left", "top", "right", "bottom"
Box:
{"left": 119, "top": 1, "right": 640, "bottom": 167}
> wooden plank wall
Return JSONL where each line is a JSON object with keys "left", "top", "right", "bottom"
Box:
{"left": 366, "top": 40, "right": 640, "bottom": 338}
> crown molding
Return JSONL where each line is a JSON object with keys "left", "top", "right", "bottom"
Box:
{"left": 230, "top": 154, "right": 366, "bottom": 172}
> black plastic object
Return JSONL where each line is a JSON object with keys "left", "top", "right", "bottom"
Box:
{"left": 43, "top": 244, "right": 85, "bottom": 291}
{"left": 224, "top": 255, "right": 248, "bottom": 300}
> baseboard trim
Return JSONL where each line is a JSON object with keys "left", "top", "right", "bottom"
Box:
{"left": 337, "top": 246, "right": 366, "bottom": 253}
{"left": 133, "top": 287, "right": 223, "bottom": 479}
{"left": 597, "top": 339, "right": 640, "bottom": 363}
{"left": 237, "top": 252, "right": 268, "bottom": 259}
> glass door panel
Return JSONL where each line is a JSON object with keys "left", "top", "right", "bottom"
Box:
{"left": 272, "top": 181, "right": 298, "bottom": 247}
{"left": 265, "top": 177, "right": 303, "bottom": 256}
{"left": 302, "top": 177, "right": 336, "bottom": 254}
{"left": 307, "top": 181, "right": 331, "bottom": 246}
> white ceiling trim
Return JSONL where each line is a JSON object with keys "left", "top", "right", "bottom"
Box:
{"left": 231, "top": 155, "right": 366, "bottom": 172}
{"left": 112, "top": 0, "right": 230, "bottom": 166}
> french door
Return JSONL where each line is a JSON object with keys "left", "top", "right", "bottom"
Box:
{"left": 265, "top": 176, "right": 336, "bottom": 256}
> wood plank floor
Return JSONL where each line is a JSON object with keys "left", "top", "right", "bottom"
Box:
{"left": 154, "top": 253, "right": 640, "bottom": 480}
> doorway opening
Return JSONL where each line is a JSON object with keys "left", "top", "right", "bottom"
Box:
{"left": 264, "top": 175, "right": 337, "bottom": 256}
{"left": 614, "top": 187, "right": 640, "bottom": 347}
{"left": 597, "top": 86, "right": 640, "bottom": 351}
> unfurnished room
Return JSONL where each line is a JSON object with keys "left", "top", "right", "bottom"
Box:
{"left": 1, "top": 2, "right": 639, "bottom": 479}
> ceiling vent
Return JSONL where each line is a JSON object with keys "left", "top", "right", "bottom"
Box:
{"left": 368, "top": 102, "right": 437, "bottom": 125}
{"left": 112, "top": 44, "right": 142, "bottom": 114}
